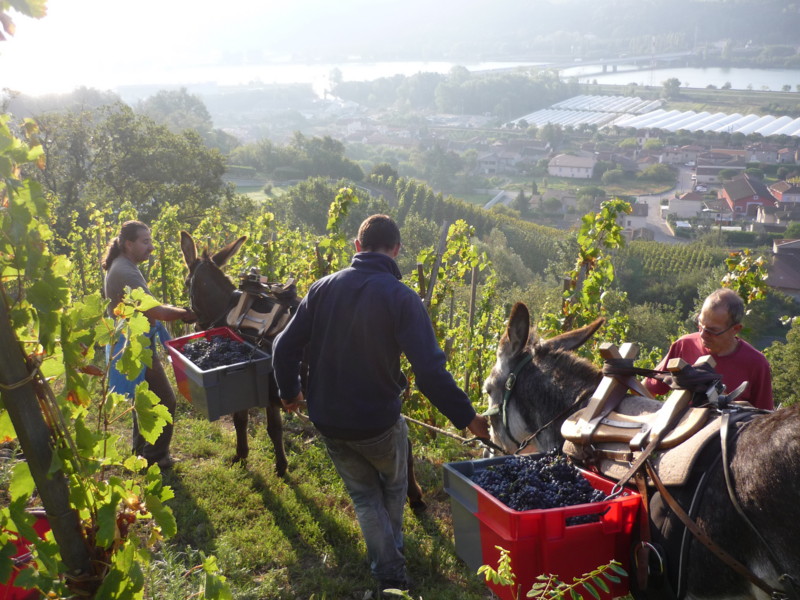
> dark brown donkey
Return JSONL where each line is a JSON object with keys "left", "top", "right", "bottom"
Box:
{"left": 180, "top": 232, "right": 426, "bottom": 510}
{"left": 483, "top": 302, "right": 800, "bottom": 600}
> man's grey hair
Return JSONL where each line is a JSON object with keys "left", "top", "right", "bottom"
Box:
{"left": 703, "top": 288, "right": 745, "bottom": 325}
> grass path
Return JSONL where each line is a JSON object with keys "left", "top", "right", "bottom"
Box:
{"left": 148, "top": 402, "right": 495, "bottom": 599}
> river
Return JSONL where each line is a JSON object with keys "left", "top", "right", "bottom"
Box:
{"left": 6, "top": 56, "right": 799, "bottom": 98}
{"left": 559, "top": 65, "right": 800, "bottom": 92}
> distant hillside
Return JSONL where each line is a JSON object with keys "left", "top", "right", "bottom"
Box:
{"left": 212, "top": 0, "right": 800, "bottom": 63}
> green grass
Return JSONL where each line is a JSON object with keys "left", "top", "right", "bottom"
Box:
{"left": 150, "top": 397, "right": 496, "bottom": 599}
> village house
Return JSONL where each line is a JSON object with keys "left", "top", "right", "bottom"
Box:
{"left": 768, "top": 239, "right": 800, "bottom": 303}
{"left": 699, "top": 197, "right": 736, "bottom": 225}
{"left": 663, "top": 190, "right": 709, "bottom": 219}
{"left": 661, "top": 144, "right": 705, "bottom": 165}
{"left": 695, "top": 149, "right": 747, "bottom": 185}
{"left": 769, "top": 180, "right": 800, "bottom": 204}
{"left": 475, "top": 140, "right": 550, "bottom": 175}
{"left": 720, "top": 173, "right": 777, "bottom": 217}
{"left": 746, "top": 142, "right": 783, "bottom": 164}
{"left": 618, "top": 202, "right": 652, "bottom": 240}
{"left": 777, "top": 148, "right": 798, "bottom": 164}
{"left": 547, "top": 153, "right": 596, "bottom": 179}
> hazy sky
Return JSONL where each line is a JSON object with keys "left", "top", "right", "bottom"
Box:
{"left": 1, "top": 0, "right": 399, "bottom": 95}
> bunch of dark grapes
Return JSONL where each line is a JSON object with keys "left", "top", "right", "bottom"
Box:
{"left": 471, "top": 451, "right": 606, "bottom": 524}
{"left": 179, "top": 336, "right": 252, "bottom": 370}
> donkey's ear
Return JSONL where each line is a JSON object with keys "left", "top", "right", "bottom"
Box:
{"left": 180, "top": 231, "right": 197, "bottom": 267}
{"left": 211, "top": 235, "right": 247, "bottom": 267}
{"left": 541, "top": 318, "right": 604, "bottom": 353}
{"left": 505, "top": 302, "right": 531, "bottom": 355}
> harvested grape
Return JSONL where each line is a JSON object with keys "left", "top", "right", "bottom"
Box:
{"left": 471, "top": 452, "right": 605, "bottom": 523}
{"left": 179, "top": 335, "right": 253, "bottom": 370}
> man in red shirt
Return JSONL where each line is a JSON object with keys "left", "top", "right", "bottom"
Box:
{"left": 643, "top": 288, "right": 774, "bottom": 410}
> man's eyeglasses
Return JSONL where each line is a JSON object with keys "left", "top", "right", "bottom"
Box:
{"left": 696, "top": 318, "right": 737, "bottom": 337}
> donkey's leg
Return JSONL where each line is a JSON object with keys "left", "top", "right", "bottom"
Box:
{"left": 232, "top": 410, "right": 249, "bottom": 463}
{"left": 266, "top": 377, "right": 288, "bottom": 477}
{"left": 406, "top": 437, "right": 426, "bottom": 512}
{"left": 266, "top": 402, "right": 288, "bottom": 476}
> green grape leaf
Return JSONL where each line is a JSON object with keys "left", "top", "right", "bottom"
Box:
{"left": 143, "top": 492, "right": 177, "bottom": 539}
{"left": 9, "top": 462, "right": 34, "bottom": 502}
{"left": 96, "top": 492, "right": 122, "bottom": 548}
{"left": 133, "top": 385, "right": 171, "bottom": 445}
{"left": 124, "top": 454, "right": 148, "bottom": 472}
{"left": 0, "top": 410, "right": 16, "bottom": 442}
{"left": 129, "top": 287, "right": 161, "bottom": 313}
{"left": 0, "top": 540, "right": 17, "bottom": 583}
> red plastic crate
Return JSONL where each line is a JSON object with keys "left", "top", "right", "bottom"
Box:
{"left": 0, "top": 511, "right": 50, "bottom": 600}
{"left": 443, "top": 455, "right": 641, "bottom": 600}
{"left": 165, "top": 327, "right": 272, "bottom": 421}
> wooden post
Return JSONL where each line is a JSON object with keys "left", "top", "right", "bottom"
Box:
{"left": 416, "top": 263, "right": 427, "bottom": 300}
{"left": 423, "top": 220, "right": 449, "bottom": 309}
{"left": 97, "top": 229, "right": 105, "bottom": 300}
{"left": 0, "top": 300, "right": 94, "bottom": 582}
{"left": 464, "top": 265, "right": 478, "bottom": 392}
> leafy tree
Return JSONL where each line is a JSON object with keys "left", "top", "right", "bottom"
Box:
{"left": 514, "top": 189, "right": 530, "bottom": 216}
{"left": 417, "top": 144, "right": 463, "bottom": 192}
{"left": 644, "top": 138, "right": 665, "bottom": 151}
{"left": 661, "top": 77, "right": 682, "bottom": 99}
{"left": 542, "top": 197, "right": 562, "bottom": 213}
{"left": 577, "top": 186, "right": 606, "bottom": 204}
{"left": 136, "top": 88, "right": 240, "bottom": 153}
{"left": 33, "top": 103, "right": 231, "bottom": 238}
{"left": 601, "top": 168, "right": 624, "bottom": 185}
{"left": 638, "top": 163, "right": 674, "bottom": 182}
{"left": 231, "top": 133, "right": 363, "bottom": 182}
{"left": 370, "top": 162, "right": 399, "bottom": 181}
{"left": 765, "top": 318, "right": 800, "bottom": 408}
{"left": 475, "top": 229, "right": 534, "bottom": 289}
{"left": 137, "top": 88, "right": 213, "bottom": 136}
{"left": 745, "top": 167, "right": 764, "bottom": 179}
{"left": 539, "top": 123, "right": 564, "bottom": 151}
{"left": 784, "top": 222, "right": 800, "bottom": 239}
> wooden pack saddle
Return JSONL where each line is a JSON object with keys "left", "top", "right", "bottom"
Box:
{"left": 225, "top": 270, "right": 300, "bottom": 343}
{"left": 562, "top": 342, "right": 723, "bottom": 486}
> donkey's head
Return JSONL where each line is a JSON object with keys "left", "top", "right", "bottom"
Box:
{"left": 180, "top": 231, "right": 247, "bottom": 330}
{"left": 483, "top": 302, "right": 604, "bottom": 454}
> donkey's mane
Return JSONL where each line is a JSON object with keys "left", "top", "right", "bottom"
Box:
{"left": 532, "top": 340, "right": 602, "bottom": 384}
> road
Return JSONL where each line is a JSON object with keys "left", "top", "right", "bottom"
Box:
{"left": 637, "top": 166, "right": 695, "bottom": 245}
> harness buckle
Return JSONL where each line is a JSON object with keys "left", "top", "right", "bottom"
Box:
{"left": 505, "top": 372, "right": 517, "bottom": 391}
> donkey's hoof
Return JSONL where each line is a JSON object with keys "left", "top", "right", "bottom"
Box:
{"left": 229, "top": 454, "right": 248, "bottom": 467}
{"left": 275, "top": 461, "right": 289, "bottom": 479}
{"left": 409, "top": 498, "right": 428, "bottom": 514}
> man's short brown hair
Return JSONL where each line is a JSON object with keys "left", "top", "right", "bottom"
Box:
{"left": 703, "top": 288, "right": 745, "bottom": 325}
{"left": 357, "top": 214, "right": 401, "bottom": 252}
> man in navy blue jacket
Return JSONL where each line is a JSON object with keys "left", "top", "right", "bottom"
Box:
{"left": 273, "top": 214, "right": 489, "bottom": 593}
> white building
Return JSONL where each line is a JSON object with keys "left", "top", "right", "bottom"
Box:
{"left": 547, "top": 154, "right": 596, "bottom": 179}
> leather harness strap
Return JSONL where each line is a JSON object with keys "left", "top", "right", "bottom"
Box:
{"left": 645, "top": 460, "right": 789, "bottom": 599}
{"left": 633, "top": 471, "right": 660, "bottom": 592}
{"left": 500, "top": 352, "right": 531, "bottom": 449}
